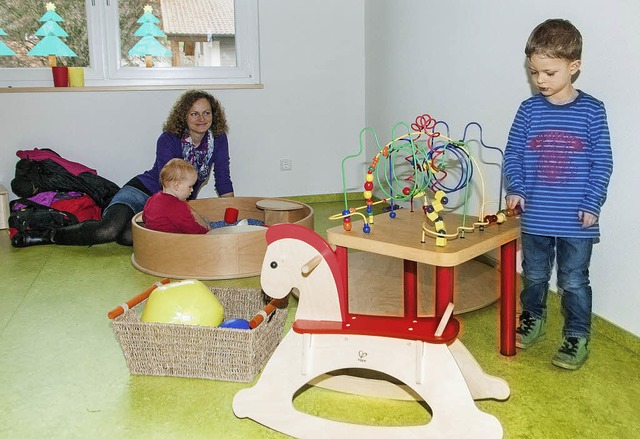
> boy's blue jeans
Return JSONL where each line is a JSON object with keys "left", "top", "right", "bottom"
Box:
{"left": 520, "top": 233, "right": 594, "bottom": 339}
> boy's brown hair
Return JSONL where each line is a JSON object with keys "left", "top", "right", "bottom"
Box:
{"left": 159, "top": 158, "right": 197, "bottom": 187}
{"left": 525, "top": 19, "right": 582, "bottom": 61}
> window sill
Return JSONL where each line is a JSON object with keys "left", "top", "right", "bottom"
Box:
{"left": 0, "top": 83, "right": 264, "bottom": 93}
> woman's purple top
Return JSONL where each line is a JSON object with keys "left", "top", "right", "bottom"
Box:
{"left": 136, "top": 131, "right": 233, "bottom": 199}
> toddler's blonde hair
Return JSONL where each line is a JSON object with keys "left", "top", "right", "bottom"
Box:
{"left": 159, "top": 158, "right": 197, "bottom": 187}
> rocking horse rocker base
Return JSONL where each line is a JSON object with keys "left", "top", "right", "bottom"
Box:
{"left": 233, "top": 330, "right": 508, "bottom": 438}
{"left": 233, "top": 223, "right": 509, "bottom": 438}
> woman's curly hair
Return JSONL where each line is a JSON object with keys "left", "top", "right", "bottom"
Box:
{"left": 162, "top": 90, "right": 229, "bottom": 137}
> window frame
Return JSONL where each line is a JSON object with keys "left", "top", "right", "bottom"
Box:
{"left": 0, "top": 0, "right": 260, "bottom": 89}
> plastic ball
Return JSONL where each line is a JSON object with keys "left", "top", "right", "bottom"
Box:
{"left": 389, "top": 211, "right": 396, "bottom": 219}
{"left": 426, "top": 205, "right": 434, "bottom": 213}
{"left": 402, "top": 187, "right": 411, "bottom": 195}
{"left": 342, "top": 209, "right": 350, "bottom": 216}
{"left": 141, "top": 279, "right": 224, "bottom": 327}
{"left": 363, "top": 190, "right": 372, "bottom": 199}
{"left": 366, "top": 173, "right": 374, "bottom": 182}
{"left": 363, "top": 224, "right": 371, "bottom": 233}
{"left": 441, "top": 197, "right": 449, "bottom": 205}
{"left": 343, "top": 222, "right": 352, "bottom": 231}
{"left": 366, "top": 199, "right": 373, "bottom": 206}
{"left": 364, "top": 181, "right": 373, "bottom": 191}
{"left": 219, "top": 318, "right": 251, "bottom": 330}
{"left": 343, "top": 216, "right": 351, "bottom": 223}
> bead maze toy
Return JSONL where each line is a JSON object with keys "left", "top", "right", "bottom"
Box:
{"left": 233, "top": 223, "right": 509, "bottom": 438}
{"left": 330, "top": 114, "right": 519, "bottom": 246}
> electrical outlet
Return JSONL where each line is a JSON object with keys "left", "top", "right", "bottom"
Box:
{"left": 280, "top": 159, "right": 292, "bottom": 171}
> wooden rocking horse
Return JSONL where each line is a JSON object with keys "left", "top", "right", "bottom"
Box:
{"left": 233, "top": 223, "right": 509, "bottom": 438}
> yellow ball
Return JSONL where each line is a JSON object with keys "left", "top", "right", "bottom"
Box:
{"left": 363, "top": 190, "right": 372, "bottom": 199}
{"left": 141, "top": 279, "right": 224, "bottom": 327}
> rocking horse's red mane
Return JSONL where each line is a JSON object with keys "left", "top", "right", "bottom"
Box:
{"left": 265, "top": 224, "right": 348, "bottom": 321}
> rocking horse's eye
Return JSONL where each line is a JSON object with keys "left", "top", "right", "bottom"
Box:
{"left": 270, "top": 261, "right": 278, "bottom": 269}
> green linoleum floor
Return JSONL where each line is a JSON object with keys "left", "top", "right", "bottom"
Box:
{"left": 1, "top": 200, "right": 639, "bottom": 438}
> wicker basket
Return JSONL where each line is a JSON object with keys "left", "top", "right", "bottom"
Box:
{"left": 112, "top": 287, "right": 288, "bottom": 382}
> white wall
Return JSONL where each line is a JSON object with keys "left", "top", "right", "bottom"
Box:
{"left": 1, "top": 0, "right": 637, "bottom": 338}
{"left": 365, "top": 0, "right": 639, "bottom": 336}
{"left": 0, "top": 0, "right": 365, "bottom": 200}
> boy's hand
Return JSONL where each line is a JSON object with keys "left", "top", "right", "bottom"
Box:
{"left": 505, "top": 195, "right": 525, "bottom": 212}
{"left": 578, "top": 210, "right": 598, "bottom": 228}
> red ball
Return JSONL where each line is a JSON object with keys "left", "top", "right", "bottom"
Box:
{"left": 402, "top": 187, "right": 410, "bottom": 195}
{"left": 364, "top": 181, "right": 373, "bottom": 190}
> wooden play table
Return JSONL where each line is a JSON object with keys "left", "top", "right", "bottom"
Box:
{"left": 326, "top": 209, "right": 520, "bottom": 356}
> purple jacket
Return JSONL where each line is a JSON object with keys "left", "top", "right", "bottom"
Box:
{"left": 136, "top": 131, "right": 233, "bottom": 199}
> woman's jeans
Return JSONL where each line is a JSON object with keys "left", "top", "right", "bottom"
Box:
{"left": 520, "top": 233, "right": 594, "bottom": 339}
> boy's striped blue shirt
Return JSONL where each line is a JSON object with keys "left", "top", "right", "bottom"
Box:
{"left": 503, "top": 91, "right": 613, "bottom": 238}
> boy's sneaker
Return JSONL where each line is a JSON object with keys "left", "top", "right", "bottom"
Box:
{"left": 551, "top": 336, "right": 589, "bottom": 370}
{"left": 515, "top": 311, "right": 546, "bottom": 348}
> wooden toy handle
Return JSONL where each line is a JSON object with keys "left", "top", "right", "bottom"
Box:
{"left": 249, "top": 297, "right": 287, "bottom": 329}
{"left": 107, "top": 278, "right": 170, "bottom": 319}
{"left": 434, "top": 302, "right": 455, "bottom": 337}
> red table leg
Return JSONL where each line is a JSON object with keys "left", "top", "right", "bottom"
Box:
{"left": 403, "top": 260, "right": 418, "bottom": 318}
{"left": 500, "top": 239, "right": 517, "bottom": 356}
{"left": 435, "top": 266, "right": 455, "bottom": 319}
{"left": 334, "top": 245, "right": 349, "bottom": 295}
{"left": 333, "top": 245, "right": 350, "bottom": 321}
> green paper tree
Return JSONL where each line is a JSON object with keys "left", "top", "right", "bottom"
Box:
{"left": 27, "top": 2, "right": 77, "bottom": 66}
{"left": 127, "top": 5, "right": 171, "bottom": 67}
{"left": 0, "top": 27, "right": 16, "bottom": 56}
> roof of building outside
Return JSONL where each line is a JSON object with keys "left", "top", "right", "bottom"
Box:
{"left": 160, "top": 0, "right": 235, "bottom": 38}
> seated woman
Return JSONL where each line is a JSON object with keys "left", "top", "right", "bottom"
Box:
{"left": 143, "top": 159, "right": 210, "bottom": 234}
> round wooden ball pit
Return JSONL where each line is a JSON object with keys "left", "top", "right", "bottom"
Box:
{"left": 131, "top": 197, "right": 314, "bottom": 280}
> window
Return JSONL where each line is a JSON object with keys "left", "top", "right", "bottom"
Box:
{"left": 0, "top": 0, "right": 260, "bottom": 88}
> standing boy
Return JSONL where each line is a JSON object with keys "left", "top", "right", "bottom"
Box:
{"left": 503, "top": 19, "right": 613, "bottom": 370}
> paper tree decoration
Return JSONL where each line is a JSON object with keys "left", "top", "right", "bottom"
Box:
{"left": 27, "top": 2, "right": 77, "bottom": 66}
{"left": 0, "top": 27, "right": 16, "bottom": 56}
{"left": 128, "top": 5, "right": 171, "bottom": 67}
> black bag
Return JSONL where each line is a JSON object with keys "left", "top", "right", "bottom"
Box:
{"left": 11, "top": 149, "right": 120, "bottom": 208}
{"left": 8, "top": 199, "right": 78, "bottom": 232}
